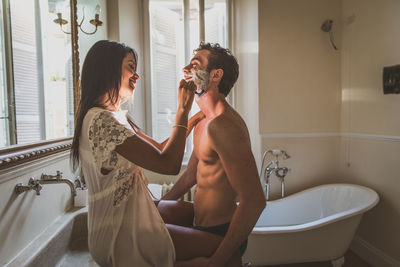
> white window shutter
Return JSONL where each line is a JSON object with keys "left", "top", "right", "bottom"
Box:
{"left": 150, "top": 6, "right": 179, "bottom": 141}
{"left": 11, "top": 0, "right": 41, "bottom": 144}
{"left": 205, "top": 4, "right": 226, "bottom": 46}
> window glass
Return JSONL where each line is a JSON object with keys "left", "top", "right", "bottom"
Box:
{"left": 189, "top": 0, "right": 199, "bottom": 54}
{"left": 10, "top": 0, "right": 42, "bottom": 143}
{"left": 0, "top": 0, "right": 74, "bottom": 149}
{"left": 149, "top": 0, "right": 184, "bottom": 140}
{"left": 42, "top": 0, "right": 74, "bottom": 140}
{"left": 205, "top": 0, "right": 226, "bottom": 46}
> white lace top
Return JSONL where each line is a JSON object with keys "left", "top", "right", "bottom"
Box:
{"left": 79, "top": 107, "right": 175, "bottom": 267}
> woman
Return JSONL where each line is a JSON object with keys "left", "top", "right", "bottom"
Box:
{"left": 71, "top": 40, "right": 240, "bottom": 267}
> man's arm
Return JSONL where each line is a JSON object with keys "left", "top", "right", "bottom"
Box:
{"left": 208, "top": 118, "right": 266, "bottom": 266}
{"left": 162, "top": 152, "right": 198, "bottom": 200}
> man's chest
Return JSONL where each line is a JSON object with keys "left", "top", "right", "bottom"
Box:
{"left": 193, "top": 120, "right": 217, "bottom": 163}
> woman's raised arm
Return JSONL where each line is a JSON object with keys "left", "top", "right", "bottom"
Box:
{"left": 133, "top": 111, "right": 205, "bottom": 151}
{"left": 115, "top": 80, "right": 196, "bottom": 175}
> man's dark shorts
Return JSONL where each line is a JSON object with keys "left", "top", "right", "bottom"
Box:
{"left": 193, "top": 222, "right": 248, "bottom": 256}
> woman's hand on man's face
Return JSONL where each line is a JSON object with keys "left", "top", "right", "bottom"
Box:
{"left": 178, "top": 79, "right": 196, "bottom": 113}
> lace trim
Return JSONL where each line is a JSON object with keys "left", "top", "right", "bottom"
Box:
{"left": 88, "top": 168, "right": 140, "bottom": 204}
{"left": 88, "top": 110, "right": 134, "bottom": 172}
{"left": 113, "top": 172, "right": 135, "bottom": 207}
{"left": 112, "top": 168, "right": 145, "bottom": 207}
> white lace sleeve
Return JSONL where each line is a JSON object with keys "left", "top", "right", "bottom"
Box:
{"left": 88, "top": 110, "right": 134, "bottom": 173}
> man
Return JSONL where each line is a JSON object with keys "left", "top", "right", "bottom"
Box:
{"left": 159, "top": 42, "right": 265, "bottom": 266}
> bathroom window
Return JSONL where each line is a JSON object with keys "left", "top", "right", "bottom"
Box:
{"left": 148, "top": 0, "right": 227, "bottom": 163}
{"left": 0, "top": 0, "right": 74, "bottom": 149}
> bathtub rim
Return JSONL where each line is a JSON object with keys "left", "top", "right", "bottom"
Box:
{"left": 252, "top": 183, "right": 379, "bottom": 234}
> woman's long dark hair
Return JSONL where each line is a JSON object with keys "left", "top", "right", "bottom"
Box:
{"left": 71, "top": 40, "right": 137, "bottom": 172}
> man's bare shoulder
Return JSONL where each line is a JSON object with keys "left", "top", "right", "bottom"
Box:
{"left": 207, "top": 110, "right": 250, "bottom": 146}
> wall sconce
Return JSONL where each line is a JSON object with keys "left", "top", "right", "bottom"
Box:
{"left": 54, "top": 4, "right": 103, "bottom": 35}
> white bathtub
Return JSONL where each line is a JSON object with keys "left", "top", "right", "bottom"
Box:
{"left": 242, "top": 183, "right": 379, "bottom": 266}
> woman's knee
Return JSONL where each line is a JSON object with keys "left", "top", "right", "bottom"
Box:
{"left": 157, "top": 200, "right": 194, "bottom": 226}
{"left": 167, "top": 224, "right": 222, "bottom": 260}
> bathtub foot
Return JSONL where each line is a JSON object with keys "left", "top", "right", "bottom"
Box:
{"left": 331, "top": 256, "right": 344, "bottom": 267}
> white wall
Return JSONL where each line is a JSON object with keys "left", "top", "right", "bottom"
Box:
{"left": 340, "top": 0, "right": 400, "bottom": 265}
{"left": 257, "top": 0, "right": 400, "bottom": 266}
{"left": 0, "top": 155, "right": 75, "bottom": 265}
{"left": 258, "top": 0, "right": 342, "bottom": 199}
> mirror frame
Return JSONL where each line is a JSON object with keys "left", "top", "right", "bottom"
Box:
{"left": 0, "top": 0, "right": 79, "bottom": 170}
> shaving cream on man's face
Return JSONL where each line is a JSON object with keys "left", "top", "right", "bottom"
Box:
{"left": 185, "top": 70, "right": 210, "bottom": 97}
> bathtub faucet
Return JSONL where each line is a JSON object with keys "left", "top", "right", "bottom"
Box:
{"left": 260, "top": 149, "right": 290, "bottom": 200}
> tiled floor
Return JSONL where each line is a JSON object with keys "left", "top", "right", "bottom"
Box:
{"left": 254, "top": 250, "right": 372, "bottom": 267}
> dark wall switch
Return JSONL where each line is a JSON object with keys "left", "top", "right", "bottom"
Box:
{"left": 383, "top": 64, "right": 400, "bottom": 94}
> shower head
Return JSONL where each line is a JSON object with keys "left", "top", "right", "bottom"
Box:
{"left": 321, "top": 19, "right": 338, "bottom": 50}
{"left": 321, "top": 19, "right": 333, "bottom": 32}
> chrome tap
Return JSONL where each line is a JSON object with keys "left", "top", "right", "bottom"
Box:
{"left": 14, "top": 172, "right": 77, "bottom": 206}
{"left": 14, "top": 177, "right": 42, "bottom": 195}
{"left": 40, "top": 170, "right": 63, "bottom": 180}
{"left": 39, "top": 171, "right": 77, "bottom": 197}
{"left": 275, "top": 166, "right": 289, "bottom": 198}
{"left": 260, "top": 149, "right": 290, "bottom": 200}
{"left": 263, "top": 160, "right": 278, "bottom": 201}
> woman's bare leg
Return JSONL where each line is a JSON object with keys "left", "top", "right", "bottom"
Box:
{"left": 158, "top": 201, "right": 242, "bottom": 266}
{"left": 157, "top": 200, "right": 194, "bottom": 226}
{"left": 167, "top": 224, "right": 242, "bottom": 267}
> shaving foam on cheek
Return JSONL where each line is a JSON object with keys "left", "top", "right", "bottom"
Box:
{"left": 192, "top": 70, "right": 210, "bottom": 96}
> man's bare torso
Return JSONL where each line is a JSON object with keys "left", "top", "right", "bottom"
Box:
{"left": 193, "top": 104, "right": 250, "bottom": 227}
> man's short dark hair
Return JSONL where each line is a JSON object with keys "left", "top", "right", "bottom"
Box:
{"left": 194, "top": 42, "right": 239, "bottom": 96}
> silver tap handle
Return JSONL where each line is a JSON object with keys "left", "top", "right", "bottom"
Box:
{"left": 28, "top": 177, "right": 36, "bottom": 185}
{"left": 74, "top": 178, "right": 82, "bottom": 189}
{"left": 275, "top": 167, "right": 289, "bottom": 178}
{"left": 270, "top": 149, "right": 290, "bottom": 160}
{"left": 282, "top": 151, "right": 291, "bottom": 159}
{"left": 14, "top": 183, "right": 31, "bottom": 195}
{"left": 33, "top": 182, "right": 42, "bottom": 195}
{"left": 14, "top": 177, "right": 40, "bottom": 195}
{"left": 29, "top": 177, "right": 42, "bottom": 195}
{"left": 41, "top": 171, "right": 63, "bottom": 180}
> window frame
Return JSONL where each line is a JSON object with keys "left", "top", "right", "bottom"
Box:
{"left": 0, "top": 0, "right": 80, "bottom": 171}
